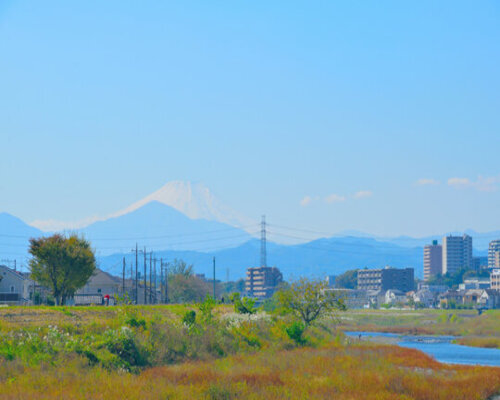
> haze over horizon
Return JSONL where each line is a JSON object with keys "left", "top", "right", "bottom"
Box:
{"left": 1, "top": 1, "right": 499, "bottom": 238}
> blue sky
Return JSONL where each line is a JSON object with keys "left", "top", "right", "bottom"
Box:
{"left": 0, "top": 0, "right": 499, "bottom": 237}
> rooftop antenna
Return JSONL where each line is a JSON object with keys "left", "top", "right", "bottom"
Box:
{"left": 260, "top": 215, "right": 267, "bottom": 267}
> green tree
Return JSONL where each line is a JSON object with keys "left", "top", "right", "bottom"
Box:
{"left": 29, "top": 234, "right": 96, "bottom": 305}
{"left": 168, "top": 259, "right": 194, "bottom": 277}
{"left": 276, "top": 278, "right": 345, "bottom": 327}
{"left": 334, "top": 269, "right": 358, "bottom": 289}
{"left": 229, "top": 292, "right": 256, "bottom": 314}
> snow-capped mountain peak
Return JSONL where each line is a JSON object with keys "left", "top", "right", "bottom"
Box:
{"left": 113, "top": 181, "right": 254, "bottom": 228}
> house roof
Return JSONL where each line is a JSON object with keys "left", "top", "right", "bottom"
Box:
{"left": 0, "top": 264, "right": 32, "bottom": 282}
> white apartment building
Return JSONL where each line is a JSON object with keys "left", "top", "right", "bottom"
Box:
{"left": 442, "top": 234, "right": 472, "bottom": 275}
{"left": 491, "top": 269, "right": 500, "bottom": 291}
{"left": 488, "top": 240, "right": 500, "bottom": 269}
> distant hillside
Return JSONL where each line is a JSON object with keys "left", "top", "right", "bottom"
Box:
{"left": 376, "top": 230, "right": 500, "bottom": 252}
{"left": 98, "top": 236, "right": 425, "bottom": 280}
{"left": 0, "top": 213, "right": 43, "bottom": 265}
{"left": 77, "top": 201, "right": 254, "bottom": 256}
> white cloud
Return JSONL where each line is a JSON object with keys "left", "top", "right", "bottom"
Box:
{"left": 300, "top": 196, "right": 313, "bottom": 207}
{"left": 475, "top": 175, "right": 500, "bottom": 192}
{"left": 447, "top": 175, "right": 500, "bottom": 192}
{"left": 416, "top": 178, "right": 440, "bottom": 186}
{"left": 353, "top": 190, "right": 373, "bottom": 199}
{"left": 325, "top": 194, "right": 346, "bottom": 204}
{"left": 447, "top": 177, "right": 471, "bottom": 187}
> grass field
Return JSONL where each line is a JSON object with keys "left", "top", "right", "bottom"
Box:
{"left": 0, "top": 306, "right": 499, "bottom": 399}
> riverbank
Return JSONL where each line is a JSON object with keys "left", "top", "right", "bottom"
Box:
{"left": 1, "top": 342, "right": 500, "bottom": 399}
{"left": 339, "top": 309, "right": 500, "bottom": 349}
{"left": 0, "top": 306, "right": 499, "bottom": 399}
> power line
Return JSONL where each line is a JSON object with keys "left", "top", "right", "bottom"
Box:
{"left": 0, "top": 224, "right": 260, "bottom": 241}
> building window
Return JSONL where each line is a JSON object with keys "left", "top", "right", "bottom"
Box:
{"left": 98, "top": 289, "right": 102, "bottom": 293}
{"left": 10, "top": 286, "right": 15, "bottom": 293}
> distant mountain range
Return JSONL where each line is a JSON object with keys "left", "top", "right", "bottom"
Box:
{"left": 98, "top": 236, "right": 426, "bottom": 280}
{"left": 1, "top": 180, "right": 498, "bottom": 279}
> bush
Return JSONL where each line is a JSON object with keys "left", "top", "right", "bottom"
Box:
{"left": 182, "top": 310, "right": 196, "bottom": 327}
{"left": 125, "top": 313, "right": 147, "bottom": 330}
{"left": 199, "top": 295, "right": 216, "bottom": 324}
{"left": 104, "top": 327, "right": 148, "bottom": 369}
{"left": 285, "top": 321, "right": 306, "bottom": 346}
{"left": 230, "top": 293, "right": 256, "bottom": 315}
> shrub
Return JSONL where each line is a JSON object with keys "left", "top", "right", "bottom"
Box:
{"left": 285, "top": 321, "right": 306, "bottom": 346}
{"left": 104, "top": 327, "right": 148, "bottom": 369}
{"left": 182, "top": 310, "right": 196, "bottom": 327}
{"left": 125, "top": 313, "right": 147, "bottom": 330}
{"left": 231, "top": 293, "right": 256, "bottom": 315}
{"left": 199, "top": 295, "right": 216, "bottom": 324}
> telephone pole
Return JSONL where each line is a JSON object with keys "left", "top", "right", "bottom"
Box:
{"left": 133, "top": 244, "right": 138, "bottom": 304}
{"left": 149, "top": 252, "right": 153, "bottom": 304}
{"left": 213, "top": 256, "right": 216, "bottom": 300}
{"left": 153, "top": 258, "right": 157, "bottom": 304}
{"left": 144, "top": 247, "right": 147, "bottom": 305}
{"left": 165, "top": 261, "right": 169, "bottom": 304}
{"left": 122, "top": 257, "right": 126, "bottom": 295}
{"left": 160, "top": 258, "right": 164, "bottom": 304}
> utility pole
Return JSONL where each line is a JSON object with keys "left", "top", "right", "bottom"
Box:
{"left": 122, "top": 257, "right": 125, "bottom": 295}
{"left": 149, "top": 252, "right": 153, "bottom": 304}
{"left": 144, "top": 247, "right": 147, "bottom": 305}
{"left": 134, "top": 244, "right": 138, "bottom": 304}
{"left": 153, "top": 258, "right": 157, "bottom": 304}
{"left": 165, "top": 261, "right": 169, "bottom": 304}
{"left": 213, "top": 256, "right": 216, "bottom": 300}
{"left": 130, "top": 261, "right": 133, "bottom": 299}
{"left": 160, "top": 258, "right": 163, "bottom": 304}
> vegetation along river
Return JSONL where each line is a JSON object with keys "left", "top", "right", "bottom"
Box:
{"left": 346, "top": 331, "right": 500, "bottom": 367}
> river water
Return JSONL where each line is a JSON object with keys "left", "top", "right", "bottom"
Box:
{"left": 345, "top": 331, "right": 500, "bottom": 367}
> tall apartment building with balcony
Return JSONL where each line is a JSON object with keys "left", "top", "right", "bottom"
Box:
{"left": 357, "top": 266, "right": 414, "bottom": 293}
{"left": 491, "top": 269, "right": 500, "bottom": 291}
{"left": 245, "top": 266, "right": 283, "bottom": 299}
{"left": 423, "top": 240, "right": 442, "bottom": 281}
{"left": 488, "top": 240, "right": 500, "bottom": 269}
{"left": 442, "top": 234, "right": 472, "bottom": 275}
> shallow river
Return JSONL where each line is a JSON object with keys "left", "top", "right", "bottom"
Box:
{"left": 345, "top": 331, "right": 500, "bottom": 367}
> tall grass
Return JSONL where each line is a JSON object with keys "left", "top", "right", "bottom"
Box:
{"left": 0, "top": 343, "right": 499, "bottom": 399}
{"left": 0, "top": 306, "right": 499, "bottom": 399}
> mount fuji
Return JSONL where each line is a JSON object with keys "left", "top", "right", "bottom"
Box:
{"left": 111, "top": 181, "right": 255, "bottom": 230}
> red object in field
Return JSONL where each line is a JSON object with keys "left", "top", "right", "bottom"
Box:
{"left": 104, "top": 295, "right": 110, "bottom": 300}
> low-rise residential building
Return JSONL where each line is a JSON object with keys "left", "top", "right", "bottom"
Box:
{"left": 411, "top": 288, "right": 437, "bottom": 308}
{"left": 439, "top": 290, "right": 465, "bottom": 308}
{"left": 327, "top": 289, "right": 370, "bottom": 309}
{"left": 0, "top": 264, "right": 34, "bottom": 305}
{"left": 458, "top": 278, "right": 490, "bottom": 291}
{"left": 384, "top": 289, "right": 408, "bottom": 305}
{"left": 478, "top": 289, "right": 500, "bottom": 309}
{"left": 463, "top": 289, "right": 484, "bottom": 305}
{"left": 357, "top": 266, "right": 414, "bottom": 293}
{"left": 245, "top": 266, "right": 283, "bottom": 299}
